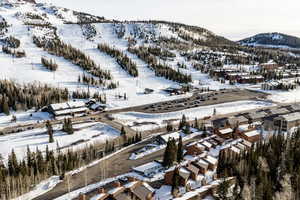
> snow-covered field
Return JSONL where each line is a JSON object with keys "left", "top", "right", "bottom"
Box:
{"left": 113, "top": 100, "right": 276, "bottom": 131}
{"left": 0, "top": 110, "right": 50, "bottom": 128}
{"left": 13, "top": 175, "right": 62, "bottom": 200}
{"left": 0, "top": 122, "right": 120, "bottom": 161}
{"left": 266, "top": 89, "right": 300, "bottom": 103}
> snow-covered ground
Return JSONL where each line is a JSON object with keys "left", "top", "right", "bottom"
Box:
{"left": 0, "top": 110, "right": 50, "bottom": 128}
{"left": 13, "top": 176, "right": 61, "bottom": 200}
{"left": 265, "top": 88, "right": 300, "bottom": 103}
{"left": 113, "top": 100, "right": 276, "bottom": 131}
{"left": 0, "top": 121, "right": 120, "bottom": 162}
{"left": 57, "top": 22, "right": 196, "bottom": 109}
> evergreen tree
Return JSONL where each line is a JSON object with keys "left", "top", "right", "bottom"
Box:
{"left": 166, "top": 122, "right": 173, "bottom": 132}
{"left": 62, "top": 118, "right": 74, "bottom": 135}
{"left": 177, "top": 136, "right": 183, "bottom": 162}
{"left": 179, "top": 114, "right": 187, "bottom": 130}
{"left": 213, "top": 108, "right": 217, "bottom": 116}
{"left": 120, "top": 126, "right": 126, "bottom": 136}
{"left": 163, "top": 138, "right": 178, "bottom": 167}
{"left": 216, "top": 178, "right": 230, "bottom": 200}
{"left": 46, "top": 121, "right": 54, "bottom": 143}
{"left": 171, "top": 168, "right": 180, "bottom": 194}
{"left": 194, "top": 117, "right": 199, "bottom": 129}
{"left": 2, "top": 96, "right": 10, "bottom": 115}
{"left": 184, "top": 123, "right": 191, "bottom": 135}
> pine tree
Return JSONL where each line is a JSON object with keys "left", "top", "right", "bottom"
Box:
{"left": 179, "top": 114, "right": 187, "bottom": 130}
{"left": 120, "top": 126, "right": 126, "bottom": 136}
{"left": 163, "top": 139, "right": 173, "bottom": 167}
{"left": 216, "top": 178, "right": 230, "bottom": 200}
{"left": 62, "top": 118, "right": 74, "bottom": 135}
{"left": 213, "top": 108, "right": 217, "bottom": 116}
{"left": 166, "top": 122, "right": 173, "bottom": 132}
{"left": 194, "top": 117, "right": 199, "bottom": 129}
{"left": 2, "top": 96, "right": 10, "bottom": 115}
{"left": 163, "top": 138, "right": 178, "bottom": 167}
{"left": 171, "top": 168, "right": 180, "bottom": 194}
{"left": 46, "top": 121, "right": 54, "bottom": 143}
{"left": 177, "top": 136, "right": 183, "bottom": 162}
{"left": 184, "top": 123, "right": 191, "bottom": 135}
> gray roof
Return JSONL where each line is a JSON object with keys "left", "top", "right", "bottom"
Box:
{"left": 228, "top": 116, "right": 248, "bottom": 125}
{"left": 281, "top": 112, "right": 300, "bottom": 122}
{"left": 289, "top": 104, "right": 300, "bottom": 111}
{"left": 132, "top": 183, "right": 154, "bottom": 200}
{"left": 115, "top": 193, "right": 131, "bottom": 200}
{"left": 269, "top": 108, "right": 289, "bottom": 115}
{"left": 247, "top": 112, "right": 266, "bottom": 120}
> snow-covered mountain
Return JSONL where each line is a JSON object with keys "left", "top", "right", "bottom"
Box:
{"left": 0, "top": 0, "right": 239, "bottom": 109}
{"left": 239, "top": 32, "right": 300, "bottom": 49}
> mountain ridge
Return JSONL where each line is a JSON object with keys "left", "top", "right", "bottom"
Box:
{"left": 239, "top": 32, "right": 300, "bottom": 49}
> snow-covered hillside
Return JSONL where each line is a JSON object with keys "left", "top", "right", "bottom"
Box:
{"left": 0, "top": 0, "right": 239, "bottom": 110}
{"left": 239, "top": 32, "right": 300, "bottom": 49}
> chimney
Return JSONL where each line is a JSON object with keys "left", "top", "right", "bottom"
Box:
{"left": 98, "top": 187, "right": 105, "bottom": 194}
{"left": 113, "top": 181, "right": 121, "bottom": 188}
{"left": 79, "top": 194, "right": 86, "bottom": 200}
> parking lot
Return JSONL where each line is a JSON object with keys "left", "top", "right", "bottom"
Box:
{"left": 137, "top": 89, "right": 267, "bottom": 113}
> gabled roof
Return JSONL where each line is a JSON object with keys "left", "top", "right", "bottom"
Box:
{"left": 68, "top": 101, "right": 85, "bottom": 108}
{"left": 202, "top": 141, "right": 212, "bottom": 148}
{"left": 186, "top": 163, "right": 200, "bottom": 175}
{"left": 242, "top": 139, "right": 253, "bottom": 147}
{"left": 160, "top": 132, "right": 181, "bottom": 143}
{"left": 50, "top": 102, "right": 69, "bottom": 110}
{"left": 204, "top": 156, "right": 218, "bottom": 165}
{"left": 244, "top": 130, "right": 260, "bottom": 137}
{"left": 195, "top": 159, "right": 209, "bottom": 170}
{"left": 108, "top": 186, "right": 125, "bottom": 196}
{"left": 132, "top": 183, "right": 154, "bottom": 200}
{"left": 179, "top": 167, "right": 191, "bottom": 180}
{"left": 236, "top": 143, "right": 246, "bottom": 150}
{"left": 114, "top": 192, "right": 131, "bottom": 200}
{"left": 219, "top": 128, "right": 233, "bottom": 135}
{"left": 132, "top": 161, "right": 162, "bottom": 173}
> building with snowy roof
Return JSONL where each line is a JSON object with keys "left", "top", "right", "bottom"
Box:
{"left": 214, "top": 127, "right": 233, "bottom": 139}
{"left": 156, "top": 131, "right": 181, "bottom": 144}
{"left": 48, "top": 101, "right": 88, "bottom": 117}
{"left": 264, "top": 112, "right": 300, "bottom": 132}
{"left": 241, "top": 129, "right": 261, "bottom": 143}
{"left": 132, "top": 161, "right": 163, "bottom": 178}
